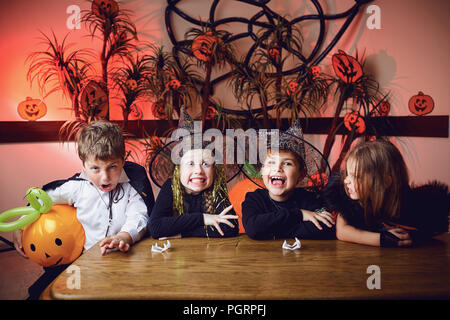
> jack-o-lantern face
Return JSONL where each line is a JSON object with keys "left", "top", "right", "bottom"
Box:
{"left": 268, "top": 47, "right": 280, "bottom": 62}
{"left": 205, "top": 106, "right": 216, "bottom": 120}
{"left": 92, "top": 0, "right": 119, "bottom": 19}
{"left": 126, "top": 79, "right": 138, "bottom": 91}
{"left": 17, "top": 97, "right": 47, "bottom": 121}
{"left": 286, "top": 81, "right": 299, "bottom": 96}
{"left": 80, "top": 80, "right": 108, "bottom": 119}
{"left": 166, "top": 79, "right": 181, "bottom": 90}
{"left": 192, "top": 32, "right": 223, "bottom": 62}
{"left": 307, "top": 171, "right": 329, "bottom": 190}
{"left": 332, "top": 50, "right": 363, "bottom": 83}
{"left": 408, "top": 91, "right": 434, "bottom": 116}
{"left": 22, "top": 205, "right": 85, "bottom": 267}
{"left": 344, "top": 111, "right": 366, "bottom": 134}
{"left": 311, "top": 65, "right": 321, "bottom": 79}
{"left": 376, "top": 101, "right": 390, "bottom": 116}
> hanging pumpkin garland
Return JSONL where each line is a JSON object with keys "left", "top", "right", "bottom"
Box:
{"left": 344, "top": 111, "right": 366, "bottom": 134}
{"left": 332, "top": 50, "right": 363, "bottom": 83}
{"left": 311, "top": 65, "right": 321, "bottom": 79}
{"left": 91, "top": 0, "right": 119, "bottom": 19}
{"left": 191, "top": 32, "right": 223, "bottom": 62}
{"left": 307, "top": 171, "right": 329, "bottom": 191}
{"left": 205, "top": 105, "right": 216, "bottom": 120}
{"left": 286, "top": 81, "right": 299, "bottom": 96}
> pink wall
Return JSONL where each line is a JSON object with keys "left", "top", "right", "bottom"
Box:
{"left": 1, "top": 0, "right": 449, "bottom": 240}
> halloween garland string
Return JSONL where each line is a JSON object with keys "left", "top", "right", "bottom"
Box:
{"left": 165, "top": 0, "right": 373, "bottom": 116}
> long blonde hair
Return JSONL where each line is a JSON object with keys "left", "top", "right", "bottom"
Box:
{"left": 345, "top": 140, "right": 409, "bottom": 226}
{"left": 171, "top": 164, "right": 230, "bottom": 216}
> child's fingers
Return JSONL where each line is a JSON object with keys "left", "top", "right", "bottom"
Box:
{"left": 217, "top": 218, "right": 235, "bottom": 228}
{"left": 219, "top": 205, "right": 233, "bottom": 216}
{"left": 213, "top": 221, "right": 224, "bottom": 236}
{"left": 310, "top": 217, "right": 323, "bottom": 230}
{"left": 317, "top": 212, "right": 334, "bottom": 226}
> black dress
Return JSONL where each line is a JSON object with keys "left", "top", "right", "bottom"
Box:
{"left": 321, "top": 175, "right": 449, "bottom": 243}
{"left": 148, "top": 179, "right": 239, "bottom": 239}
{"left": 242, "top": 188, "right": 336, "bottom": 240}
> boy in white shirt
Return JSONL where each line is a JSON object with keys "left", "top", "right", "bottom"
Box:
{"left": 12, "top": 120, "right": 153, "bottom": 299}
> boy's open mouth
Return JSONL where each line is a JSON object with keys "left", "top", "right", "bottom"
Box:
{"left": 270, "top": 176, "right": 286, "bottom": 187}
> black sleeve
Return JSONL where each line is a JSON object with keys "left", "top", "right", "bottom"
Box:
{"left": 294, "top": 190, "right": 335, "bottom": 239}
{"left": 242, "top": 190, "right": 335, "bottom": 240}
{"left": 180, "top": 200, "right": 239, "bottom": 238}
{"left": 148, "top": 180, "right": 204, "bottom": 239}
{"left": 242, "top": 191, "right": 304, "bottom": 240}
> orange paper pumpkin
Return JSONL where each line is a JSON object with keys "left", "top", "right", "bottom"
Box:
{"left": 344, "top": 111, "right": 366, "bottom": 134}
{"left": 228, "top": 178, "right": 263, "bottom": 234}
{"left": 311, "top": 65, "right": 321, "bottom": 79}
{"left": 307, "top": 171, "right": 329, "bottom": 190}
{"left": 286, "top": 81, "right": 299, "bottom": 96}
{"left": 191, "top": 32, "right": 222, "bottom": 62}
{"left": 17, "top": 97, "right": 47, "bottom": 121}
{"left": 166, "top": 79, "right": 181, "bottom": 90}
{"left": 408, "top": 91, "right": 434, "bottom": 116}
{"left": 22, "top": 204, "right": 85, "bottom": 267}
{"left": 126, "top": 79, "right": 138, "bottom": 91}
{"left": 80, "top": 80, "right": 109, "bottom": 119}
{"left": 377, "top": 101, "right": 390, "bottom": 116}
{"left": 332, "top": 50, "right": 363, "bottom": 83}
{"left": 268, "top": 47, "right": 280, "bottom": 62}
{"left": 92, "top": 0, "right": 119, "bottom": 19}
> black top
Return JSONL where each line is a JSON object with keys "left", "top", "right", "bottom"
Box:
{"left": 148, "top": 179, "right": 239, "bottom": 239}
{"left": 242, "top": 188, "right": 336, "bottom": 240}
{"left": 321, "top": 175, "right": 449, "bottom": 241}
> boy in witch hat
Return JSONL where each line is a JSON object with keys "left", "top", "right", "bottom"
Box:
{"left": 242, "top": 120, "right": 335, "bottom": 240}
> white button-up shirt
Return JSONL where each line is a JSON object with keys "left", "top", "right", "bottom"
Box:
{"left": 45, "top": 169, "right": 149, "bottom": 250}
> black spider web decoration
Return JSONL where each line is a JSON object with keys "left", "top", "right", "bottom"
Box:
{"left": 165, "top": 0, "right": 373, "bottom": 116}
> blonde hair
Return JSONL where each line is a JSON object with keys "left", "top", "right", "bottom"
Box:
{"left": 76, "top": 120, "right": 125, "bottom": 163}
{"left": 171, "top": 164, "right": 230, "bottom": 216}
{"left": 345, "top": 140, "right": 409, "bottom": 226}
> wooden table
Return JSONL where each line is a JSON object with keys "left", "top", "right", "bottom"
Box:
{"left": 46, "top": 234, "right": 450, "bottom": 300}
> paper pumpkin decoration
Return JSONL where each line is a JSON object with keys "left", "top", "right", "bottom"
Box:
{"left": 311, "top": 65, "right": 321, "bottom": 79}
{"left": 344, "top": 111, "right": 366, "bottom": 134}
{"left": 376, "top": 101, "right": 390, "bottom": 116}
{"left": 191, "top": 32, "right": 223, "bottom": 62}
{"left": 228, "top": 178, "right": 263, "bottom": 234}
{"left": 332, "top": 50, "right": 363, "bottom": 83}
{"left": 126, "top": 79, "right": 138, "bottom": 91}
{"left": 166, "top": 79, "right": 181, "bottom": 90}
{"left": 268, "top": 47, "right": 281, "bottom": 62}
{"left": 286, "top": 81, "right": 299, "bottom": 96}
{"left": 80, "top": 80, "right": 108, "bottom": 119}
{"left": 22, "top": 204, "right": 85, "bottom": 267}
{"left": 408, "top": 91, "right": 434, "bottom": 116}
{"left": 307, "top": 171, "right": 329, "bottom": 191}
{"left": 92, "top": 0, "right": 119, "bottom": 19}
{"left": 205, "top": 106, "right": 216, "bottom": 120}
{"left": 17, "top": 97, "right": 47, "bottom": 121}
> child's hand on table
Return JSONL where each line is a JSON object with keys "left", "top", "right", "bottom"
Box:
{"left": 301, "top": 209, "right": 335, "bottom": 230}
{"left": 203, "top": 205, "right": 238, "bottom": 236}
{"left": 100, "top": 231, "right": 132, "bottom": 255}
